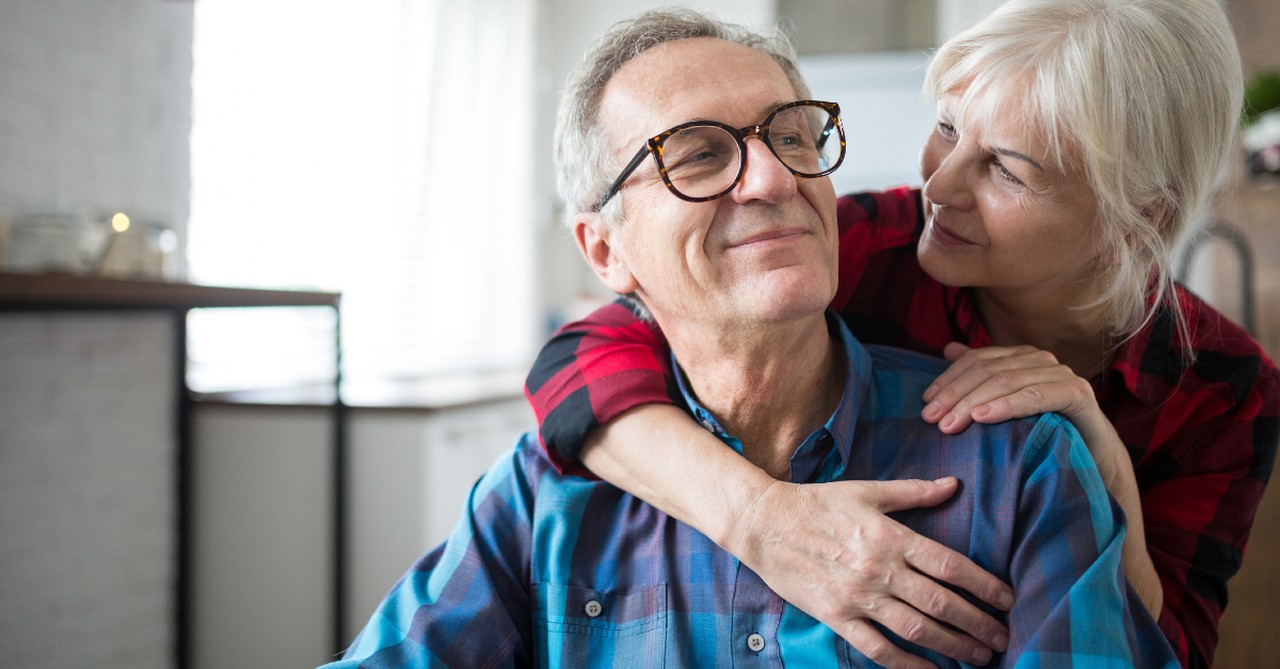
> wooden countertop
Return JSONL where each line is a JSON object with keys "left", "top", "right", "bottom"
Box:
{"left": 193, "top": 368, "right": 527, "bottom": 411}
{"left": 0, "top": 271, "right": 341, "bottom": 310}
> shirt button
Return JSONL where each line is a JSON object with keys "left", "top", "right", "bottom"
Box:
{"left": 747, "top": 633, "right": 766, "bottom": 652}
{"left": 584, "top": 600, "right": 603, "bottom": 618}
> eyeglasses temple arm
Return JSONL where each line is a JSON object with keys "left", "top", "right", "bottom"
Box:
{"left": 595, "top": 145, "right": 653, "bottom": 211}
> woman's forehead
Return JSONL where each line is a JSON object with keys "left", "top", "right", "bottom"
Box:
{"left": 942, "top": 80, "right": 1078, "bottom": 169}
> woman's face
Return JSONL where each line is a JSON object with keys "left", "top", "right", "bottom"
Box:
{"left": 917, "top": 88, "right": 1106, "bottom": 305}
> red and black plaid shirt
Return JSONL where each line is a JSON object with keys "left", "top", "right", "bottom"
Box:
{"left": 524, "top": 186, "right": 1280, "bottom": 668}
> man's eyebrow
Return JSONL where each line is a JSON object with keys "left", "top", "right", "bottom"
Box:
{"left": 992, "top": 147, "right": 1044, "bottom": 171}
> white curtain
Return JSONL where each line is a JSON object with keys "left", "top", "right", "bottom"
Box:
{"left": 188, "top": 0, "right": 537, "bottom": 390}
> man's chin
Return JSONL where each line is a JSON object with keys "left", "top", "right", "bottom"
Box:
{"left": 734, "top": 270, "right": 835, "bottom": 322}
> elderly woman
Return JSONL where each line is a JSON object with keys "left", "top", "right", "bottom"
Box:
{"left": 525, "top": 0, "right": 1279, "bottom": 667}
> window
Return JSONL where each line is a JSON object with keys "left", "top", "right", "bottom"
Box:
{"left": 188, "top": 0, "right": 537, "bottom": 392}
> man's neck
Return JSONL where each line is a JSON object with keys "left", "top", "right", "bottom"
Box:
{"left": 664, "top": 314, "right": 845, "bottom": 480}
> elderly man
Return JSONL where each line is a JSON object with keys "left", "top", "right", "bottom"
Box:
{"left": 324, "top": 9, "right": 1174, "bottom": 668}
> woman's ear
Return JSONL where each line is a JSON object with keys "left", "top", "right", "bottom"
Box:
{"left": 1141, "top": 197, "right": 1176, "bottom": 231}
{"left": 574, "top": 212, "right": 639, "bottom": 295}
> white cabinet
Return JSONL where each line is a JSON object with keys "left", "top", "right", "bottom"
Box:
{"left": 345, "top": 398, "right": 532, "bottom": 639}
{"left": 191, "top": 396, "right": 534, "bottom": 668}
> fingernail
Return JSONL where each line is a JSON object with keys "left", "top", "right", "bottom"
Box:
{"left": 973, "top": 405, "right": 990, "bottom": 419}
{"left": 992, "top": 633, "right": 1008, "bottom": 652}
{"left": 972, "top": 647, "right": 993, "bottom": 664}
{"left": 923, "top": 384, "right": 939, "bottom": 401}
{"left": 923, "top": 401, "right": 942, "bottom": 420}
{"left": 939, "top": 413, "right": 957, "bottom": 431}
{"left": 998, "top": 590, "right": 1014, "bottom": 610}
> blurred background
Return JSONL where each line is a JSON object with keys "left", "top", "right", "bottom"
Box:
{"left": 1, "top": 1, "right": 1277, "bottom": 667}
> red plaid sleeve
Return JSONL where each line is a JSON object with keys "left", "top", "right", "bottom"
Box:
{"left": 524, "top": 299, "right": 677, "bottom": 476}
{"left": 832, "top": 186, "right": 922, "bottom": 312}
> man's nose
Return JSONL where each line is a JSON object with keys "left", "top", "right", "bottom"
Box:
{"left": 727, "top": 137, "right": 798, "bottom": 205}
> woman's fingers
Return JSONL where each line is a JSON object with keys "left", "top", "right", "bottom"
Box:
{"left": 969, "top": 374, "right": 1095, "bottom": 424}
{"left": 920, "top": 343, "right": 1110, "bottom": 435}
{"left": 923, "top": 344, "right": 1039, "bottom": 403}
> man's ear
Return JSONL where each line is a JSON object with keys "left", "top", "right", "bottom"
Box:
{"left": 573, "top": 211, "right": 639, "bottom": 295}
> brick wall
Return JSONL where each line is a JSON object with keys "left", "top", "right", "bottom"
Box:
{"left": 0, "top": 314, "right": 176, "bottom": 667}
{"left": 0, "top": 1, "right": 194, "bottom": 667}
{"left": 0, "top": 0, "right": 192, "bottom": 236}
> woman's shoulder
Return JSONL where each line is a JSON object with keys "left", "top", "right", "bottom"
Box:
{"left": 1177, "top": 285, "right": 1276, "bottom": 366}
{"left": 1116, "top": 285, "right": 1280, "bottom": 412}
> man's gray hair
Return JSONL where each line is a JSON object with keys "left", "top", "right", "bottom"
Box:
{"left": 553, "top": 8, "right": 810, "bottom": 226}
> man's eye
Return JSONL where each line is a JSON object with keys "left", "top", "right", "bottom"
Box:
{"left": 667, "top": 145, "right": 721, "bottom": 168}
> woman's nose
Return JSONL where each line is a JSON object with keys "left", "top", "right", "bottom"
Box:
{"left": 921, "top": 139, "right": 974, "bottom": 211}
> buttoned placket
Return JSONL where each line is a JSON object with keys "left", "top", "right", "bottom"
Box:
{"left": 729, "top": 557, "right": 782, "bottom": 666}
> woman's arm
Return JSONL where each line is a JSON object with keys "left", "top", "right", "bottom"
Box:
{"left": 582, "top": 406, "right": 1015, "bottom": 668}
{"left": 524, "top": 299, "right": 678, "bottom": 475}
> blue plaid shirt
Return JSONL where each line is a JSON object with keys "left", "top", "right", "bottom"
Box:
{"left": 326, "top": 316, "right": 1176, "bottom": 668}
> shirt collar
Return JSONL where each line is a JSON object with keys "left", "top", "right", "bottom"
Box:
{"left": 670, "top": 311, "right": 871, "bottom": 482}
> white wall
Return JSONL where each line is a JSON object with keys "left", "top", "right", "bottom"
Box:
{"left": 0, "top": 0, "right": 193, "bottom": 261}
{"left": 0, "top": 2, "right": 193, "bottom": 668}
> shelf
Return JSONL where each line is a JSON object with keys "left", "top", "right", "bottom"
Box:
{"left": 0, "top": 271, "right": 341, "bottom": 311}
{"left": 192, "top": 368, "right": 526, "bottom": 411}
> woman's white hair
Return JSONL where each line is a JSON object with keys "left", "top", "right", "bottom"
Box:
{"left": 925, "top": 0, "right": 1243, "bottom": 351}
{"left": 553, "top": 8, "right": 809, "bottom": 227}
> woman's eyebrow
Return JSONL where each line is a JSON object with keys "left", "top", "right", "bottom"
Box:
{"left": 992, "top": 146, "right": 1045, "bottom": 171}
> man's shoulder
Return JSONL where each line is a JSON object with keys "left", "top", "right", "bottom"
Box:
{"left": 508, "top": 429, "right": 619, "bottom": 499}
{"left": 863, "top": 343, "right": 1085, "bottom": 462}
{"left": 864, "top": 343, "right": 953, "bottom": 401}
{"left": 865, "top": 343, "right": 948, "bottom": 377}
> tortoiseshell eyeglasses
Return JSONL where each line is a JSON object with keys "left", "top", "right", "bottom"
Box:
{"left": 594, "top": 99, "right": 846, "bottom": 212}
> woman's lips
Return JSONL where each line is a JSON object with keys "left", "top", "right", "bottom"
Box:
{"left": 928, "top": 217, "right": 980, "bottom": 248}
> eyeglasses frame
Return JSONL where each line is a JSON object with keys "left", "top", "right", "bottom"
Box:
{"left": 593, "top": 99, "right": 846, "bottom": 212}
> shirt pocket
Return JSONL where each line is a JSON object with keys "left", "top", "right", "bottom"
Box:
{"left": 533, "top": 582, "right": 669, "bottom": 669}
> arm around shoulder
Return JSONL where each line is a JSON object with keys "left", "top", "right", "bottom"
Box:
{"left": 524, "top": 299, "right": 677, "bottom": 475}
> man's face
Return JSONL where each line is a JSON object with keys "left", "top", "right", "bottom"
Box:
{"left": 580, "top": 37, "right": 839, "bottom": 334}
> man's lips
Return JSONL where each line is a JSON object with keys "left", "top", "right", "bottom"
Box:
{"left": 728, "top": 227, "right": 810, "bottom": 248}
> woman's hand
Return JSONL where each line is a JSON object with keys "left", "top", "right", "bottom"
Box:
{"left": 921, "top": 343, "right": 1124, "bottom": 488}
{"left": 919, "top": 342, "right": 1163, "bottom": 617}
{"left": 725, "top": 477, "right": 1014, "bottom": 669}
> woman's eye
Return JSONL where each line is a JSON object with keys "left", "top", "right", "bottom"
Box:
{"left": 992, "top": 162, "right": 1025, "bottom": 187}
{"left": 936, "top": 121, "right": 957, "bottom": 140}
